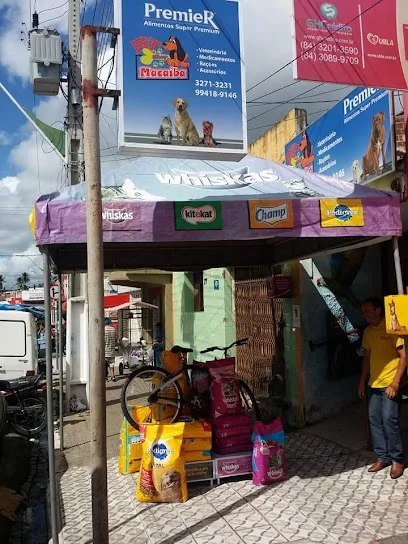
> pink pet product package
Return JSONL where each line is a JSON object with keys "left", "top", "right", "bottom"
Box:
{"left": 208, "top": 358, "right": 243, "bottom": 419}
{"left": 213, "top": 414, "right": 251, "bottom": 430}
{"left": 252, "top": 419, "right": 286, "bottom": 486}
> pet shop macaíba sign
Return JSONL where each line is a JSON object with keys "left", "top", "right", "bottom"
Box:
{"left": 114, "top": 0, "right": 246, "bottom": 161}
{"left": 284, "top": 87, "right": 394, "bottom": 186}
{"left": 293, "top": 0, "right": 408, "bottom": 91}
{"left": 385, "top": 295, "right": 408, "bottom": 336}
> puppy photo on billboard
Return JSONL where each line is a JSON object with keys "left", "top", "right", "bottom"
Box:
{"left": 361, "top": 111, "right": 387, "bottom": 180}
{"left": 173, "top": 97, "right": 200, "bottom": 146}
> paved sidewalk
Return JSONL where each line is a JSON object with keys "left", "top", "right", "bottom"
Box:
{"left": 55, "top": 379, "right": 408, "bottom": 544}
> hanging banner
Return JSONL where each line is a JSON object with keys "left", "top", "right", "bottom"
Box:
{"left": 292, "top": 0, "right": 408, "bottom": 90}
{"left": 284, "top": 87, "right": 394, "bottom": 185}
{"left": 114, "top": 0, "right": 246, "bottom": 161}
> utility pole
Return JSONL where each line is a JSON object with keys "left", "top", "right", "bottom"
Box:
{"left": 82, "top": 24, "right": 119, "bottom": 543}
{"left": 68, "top": 0, "right": 83, "bottom": 188}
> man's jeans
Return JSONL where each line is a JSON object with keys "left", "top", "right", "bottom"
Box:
{"left": 368, "top": 387, "right": 404, "bottom": 464}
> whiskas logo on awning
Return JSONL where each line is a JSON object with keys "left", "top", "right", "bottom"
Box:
{"left": 102, "top": 209, "right": 134, "bottom": 223}
{"left": 156, "top": 167, "right": 280, "bottom": 189}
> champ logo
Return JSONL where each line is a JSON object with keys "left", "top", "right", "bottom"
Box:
{"left": 181, "top": 205, "right": 216, "bottom": 225}
{"left": 327, "top": 204, "right": 358, "bottom": 222}
{"left": 255, "top": 203, "right": 289, "bottom": 226}
{"left": 102, "top": 209, "right": 134, "bottom": 223}
{"left": 367, "top": 33, "right": 394, "bottom": 46}
{"left": 320, "top": 2, "right": 338, "bottom": 19}
{"left": 148, "top": 442, "right": 172, "bottom": 461}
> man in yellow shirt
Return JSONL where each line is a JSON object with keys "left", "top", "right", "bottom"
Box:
{"left": 359, "top": 298, "right": 406, "bottom": 479}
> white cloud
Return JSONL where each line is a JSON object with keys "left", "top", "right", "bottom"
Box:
{"left": 0, "top": 130, "right": 12, "bottom": 146}
{"left": 0, "top": 0, "right": 354, "bottom": 284}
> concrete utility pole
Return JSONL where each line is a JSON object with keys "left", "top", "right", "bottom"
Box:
{"left": 68, "top": 0, "right": 84, "bottom": 187}
{"left": 81, "top": 24, "right": 120, "bottom": 543}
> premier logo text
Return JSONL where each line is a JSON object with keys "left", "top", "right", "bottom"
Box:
{"left": 144, "top": 3, "right": 219, "bottom": 30}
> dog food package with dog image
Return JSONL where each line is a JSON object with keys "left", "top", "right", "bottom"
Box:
{"left": 208, "top": 358, "right": 243, "bottom": 419}
{"left": 252, "top": 419, "right": 286, "bottom": 486}
{"left": 136, "top": 423, "right": 188, "bottom": 503}
{"left": 118, "top": 416, "right": 143, "bottom": 475}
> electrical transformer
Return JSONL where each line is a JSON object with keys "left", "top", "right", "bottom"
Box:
{"left": 29, "top": 29, "right": 62, "bottom": 96}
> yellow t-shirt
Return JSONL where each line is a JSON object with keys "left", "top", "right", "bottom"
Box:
{"left": 362, "top": 319, "right": 404, "bottom": 388}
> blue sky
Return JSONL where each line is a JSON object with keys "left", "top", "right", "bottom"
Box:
{"left": 0, "top": 0, "right": 361, "bottom": 288}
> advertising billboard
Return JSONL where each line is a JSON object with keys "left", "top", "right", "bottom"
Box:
{"left": 114, "top": 0, "right": 246, "bottom": 161}
{"left": 293, "top": 0, "right": 408, "bottom": 90}
{"left": 284, "top": 87, "right": 395, "bottom": 185}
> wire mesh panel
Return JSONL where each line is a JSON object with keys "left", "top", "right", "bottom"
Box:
{"left": 234, "top": 268, "right": 283, "bottom": 398}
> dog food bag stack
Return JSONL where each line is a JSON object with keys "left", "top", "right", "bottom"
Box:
{"left": 118, "top": 416, "right": 143, "bottom": 475}
{"left": 207, "top": 358, "right": 252, "bottom": 455}
{"left": 179, "top": 416, "right": 212, "bottom": 462}
{"left": 136, "top": 422, "right": 188, "bottom": 503}
{"left": 252, "top": 418, "right": 285, "bottom": 486}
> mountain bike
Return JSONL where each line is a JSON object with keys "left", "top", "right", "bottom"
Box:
{"left": 120, "top": 339, "right": 260, "bottom": 431}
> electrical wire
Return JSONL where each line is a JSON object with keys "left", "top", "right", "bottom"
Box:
{"left": 248, "top": 82, "right": 324, "bottom": 124}
{"left": 40, "top": 8, "right": 69, "bottom": 26}
{"left": 247, "top": 0, "right": 385, "bottom": 94}
{"left": 38, "top": 1, "right": 68, "bottom": 15}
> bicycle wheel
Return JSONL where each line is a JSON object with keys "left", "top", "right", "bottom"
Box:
{"left": 238, "top": 379, "right": 261, "bottom": 421}
{"left": 11, "top": 395, "right": 47, "bottom": 437}
{"left": 121, "top": 366, "right": 183, "bottom": 431}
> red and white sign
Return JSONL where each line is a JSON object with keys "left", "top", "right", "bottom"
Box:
{"left": 293, "top": 0, "right": 408, "bottom": 90}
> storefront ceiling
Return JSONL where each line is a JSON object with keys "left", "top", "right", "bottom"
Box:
{"left": 46, "top": 236, "right": 390, "bottom": 273}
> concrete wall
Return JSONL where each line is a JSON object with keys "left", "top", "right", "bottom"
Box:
{"left": 172, "top": 268, "right": 235, "bottom": 359}
{"left": 300, "top": 245, "right": 383, "bottom": 422}
{"left": 249, "top": 108, "right": 308, "bottom": 162}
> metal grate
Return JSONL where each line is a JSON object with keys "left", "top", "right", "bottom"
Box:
{"left": 234, "top": 268, "right": 283, "bottom": 398}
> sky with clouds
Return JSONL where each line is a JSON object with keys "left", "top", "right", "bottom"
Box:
{"left": 0, "top": 0, "right": 390, "bottom": 289}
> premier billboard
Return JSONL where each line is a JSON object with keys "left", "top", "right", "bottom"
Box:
{"left": 293, "top": 0, "right": 408, "bottom": 90}
{"left": 284, "top": 87, "right": 395, "bottom": 185}
{"left": 114, "top": 0, "right": 247, "bottom": 160}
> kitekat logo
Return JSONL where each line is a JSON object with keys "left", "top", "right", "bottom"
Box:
{"left": 102, "top": 208, "right": 134, "bottom": 223}
{"left": 181, "top": 205, "right": 216, "bottom": 225}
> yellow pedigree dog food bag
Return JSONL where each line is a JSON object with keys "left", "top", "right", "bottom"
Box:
{"left": 136, "top": 423, "right": 188, "bottom": 503}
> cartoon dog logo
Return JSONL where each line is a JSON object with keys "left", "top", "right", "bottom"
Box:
{"left": 163, "top": 36, "right": 190, "bottom": 67}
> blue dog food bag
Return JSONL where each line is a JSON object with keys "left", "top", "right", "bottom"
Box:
{"left": 252, "top": 418, "right": 285, "bottom": 485}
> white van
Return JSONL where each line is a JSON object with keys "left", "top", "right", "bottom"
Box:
{"left": 0, "top": 310, "right": 38, "bottom": 379}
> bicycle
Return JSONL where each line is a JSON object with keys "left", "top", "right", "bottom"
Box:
{"left": 120, "top": 339, "right": 260, "bottom": 431}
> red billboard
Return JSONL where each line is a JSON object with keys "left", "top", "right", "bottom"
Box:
{"left": 293, "top": 0, "right": 408, "bottom": 90}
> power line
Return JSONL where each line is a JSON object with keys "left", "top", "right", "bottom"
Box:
{"left": 38, "top": 1, "right": 68, "bottom": 15}
{"left": 248, "top": 82, "right": 324, "bottom": 124}
{"left": 41, "top": 8, "right": 69, "bottom": 26}
{"left": 247, "top": 0, "right": 385, "bottom": 94}
{"left": 247, "top": 107, "right": 329, "bottom": 132}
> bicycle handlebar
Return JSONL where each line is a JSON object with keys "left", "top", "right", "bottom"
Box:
{"left": 200, "top": 338, "right": 248, "bottom": 355}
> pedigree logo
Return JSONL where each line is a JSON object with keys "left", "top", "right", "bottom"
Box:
{"left": 248, "top": 200, "right": 294, "bottom": 229}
